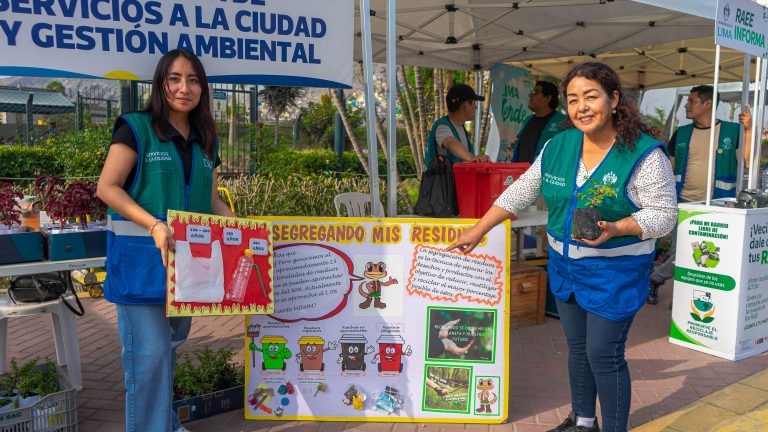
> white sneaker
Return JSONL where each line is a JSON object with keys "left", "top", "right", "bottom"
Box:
{"left": 174, "top": 427, "right": 192, "bottom": 432}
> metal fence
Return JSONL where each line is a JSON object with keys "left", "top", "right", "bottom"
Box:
{"left": 133, "top": 82, "right": 257, "bottom": 176}
{"left": 77, "top": 94, "right": 116, "bottom": 130}
{"left": 0, "top": 84, "right": 117, "bottom": 145}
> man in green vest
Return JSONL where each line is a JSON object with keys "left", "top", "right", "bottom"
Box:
{"left": 512, "top": 81, "right": 567, "bottom": 163}
{"left": 423, "top": 83, "right": 491, "bottom": 168}
{"left": 648, "top": 84, "right": 752, "bottom": 305}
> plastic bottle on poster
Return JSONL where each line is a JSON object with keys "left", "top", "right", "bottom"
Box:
{"left": 227, "top": 249, "right": 254, "bottom": 303}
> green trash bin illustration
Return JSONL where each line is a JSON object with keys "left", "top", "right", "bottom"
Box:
{"left": 256, "top": 336, "right": 292, "bottom": 371}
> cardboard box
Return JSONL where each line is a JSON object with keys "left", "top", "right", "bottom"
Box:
{"left": 509, "top": 264, "right": 547, "bottom": 329}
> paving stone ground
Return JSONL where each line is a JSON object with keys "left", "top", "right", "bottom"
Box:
{"left": 4, "top": 280, "right": 767, "bottom": 431}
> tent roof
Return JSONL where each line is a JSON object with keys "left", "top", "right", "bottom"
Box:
{"left": 356, "top": 0, "right": 715, "bottom": 70}
{"left": 507, "top": 36, "right": 752, "bottom": 89}
{"left": 0, "top": 88, "right": 75, "bottom": 114}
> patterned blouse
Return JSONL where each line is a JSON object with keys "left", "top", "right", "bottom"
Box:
{"left": 494, "top": 144, "right": 677, "bottom": 240}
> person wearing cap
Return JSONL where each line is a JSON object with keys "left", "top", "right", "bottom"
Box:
{"left": 512, "top": 81, "right": 567, "bottom": 164}
{"left": 423, "top": 83, "right": 491, "bottom": 168}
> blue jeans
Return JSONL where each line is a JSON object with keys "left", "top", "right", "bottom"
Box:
{"left": 556, "top": 295, "right": 634, "bottom": 432}
{"left": 116, "top": 304, "right": 192, "bottom": 432}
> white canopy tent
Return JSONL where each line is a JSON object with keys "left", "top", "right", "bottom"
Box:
{"left": 351, "top": 0, "right": 730, "bottom": 215}
{"left": 356, "top": 0, "right": 716, "bottom": 70}
{"left": 508, "top": 36, "right": 750, "bottom": 90}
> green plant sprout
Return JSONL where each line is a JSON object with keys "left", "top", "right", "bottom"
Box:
{"left": 575, "top": 177, "right": 618, "bottom": 208}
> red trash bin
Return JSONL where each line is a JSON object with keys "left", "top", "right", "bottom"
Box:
{"left": 452, "top": 162, "right": 530, "bottom": 219}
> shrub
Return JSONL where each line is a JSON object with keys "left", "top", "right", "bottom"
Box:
{"left": 219, "top": 174, "right": 416, "bottom": 217}
{"left": 47, "top": 126, "right": 110, "bottom": 178}
{"left": 256, "top": 147, "right": 417, "bottom": 180}
{"left": 174, "top": 346, "right": 244, "bottom": 401}
{"left": 0, "top": 146, "right": 62, "bottom": 181}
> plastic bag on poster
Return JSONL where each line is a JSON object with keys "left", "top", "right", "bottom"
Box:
{"left": 174, "top": 240, "right": 225, "bottom": 303}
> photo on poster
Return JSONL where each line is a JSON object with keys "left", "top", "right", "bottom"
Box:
{"left": 352, "top": 255, "right": 404, "bottom": 317}
{"left": 425, "top": 307, "right": 497, "bottom": 363}
{"left": 422, "top": 364, "right": 472, "bottom": 413}
{"left": 473, "top": 376, "right": 500, "bottom": 416}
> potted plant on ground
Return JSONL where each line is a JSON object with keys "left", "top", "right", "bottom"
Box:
{"left": 34, "top": 176, "right": 108, "bottom": 261}
{"left": 173, "top": 346, "right": 245, "bottom": 423}
{"left": 572, "top": 176, "right": 618, "bottom": 240}
{"left": 0, "top": 182, "right": 43, "bottom": 265}
{"left": 0, "top": 358, "right": 58, "bottom": 413}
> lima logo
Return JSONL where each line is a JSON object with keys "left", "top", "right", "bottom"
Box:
{"left": 690, "top": 290, "right": 715, "bottom": 323}
{"left": 722, "top": 137, "right": 733, "bottom": 149}
{"left": 723, "top": 3, "right": 731, "bottom": 21}
{"left": 602, "top": 172, "right": 618, "bottom": 185}
{"left": 202, "top": 157, "right": 213, "bottom": 169}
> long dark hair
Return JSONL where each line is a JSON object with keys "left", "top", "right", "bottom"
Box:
{"left": 561, "top": 62, "right": 659, "bottom": 149}
{"left": 145, "top": 49, "right": 217, "bottom": 159}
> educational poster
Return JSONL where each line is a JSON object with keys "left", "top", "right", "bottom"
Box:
{"left": 166, "top": 210, "right": 274, "bottom": 317}
{"left": 670, "top": 204, "right": 768, "bottom": 360}
{"left": 489, "top": 64, "right": 532, "bottom": 162}
{"left": 245, "top": 217, "right": 510, "bottom": 423}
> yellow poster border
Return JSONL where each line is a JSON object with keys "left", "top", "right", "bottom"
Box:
{"left": 244, "top": 215, "right": 511, "bottom": 424}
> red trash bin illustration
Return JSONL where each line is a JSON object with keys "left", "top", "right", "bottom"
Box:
{"left": 373, "top": 335, "right": 412, "bottom": 373}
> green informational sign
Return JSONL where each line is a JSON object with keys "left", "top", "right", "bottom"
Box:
{"left": 212, "top": 91, "right": 227, "bottom": 101}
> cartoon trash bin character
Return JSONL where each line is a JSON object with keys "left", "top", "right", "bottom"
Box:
{"left": 337, "top": 334, "right": 373, "bottom": 371}
{"left": 373, "top": 335, "right": 412, "bottom": 373}
{"left": 296, "top": 336, "right": 337, "bottom": 372}
{"left": 256, "top": 336, "right": 292, "bottom": 371}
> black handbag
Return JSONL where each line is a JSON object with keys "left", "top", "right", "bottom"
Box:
{"left": 415, "top": 153, "right": 459, "bottom": 218}
{"left": 8, "top": 272, "right": 85, "bottom": 316}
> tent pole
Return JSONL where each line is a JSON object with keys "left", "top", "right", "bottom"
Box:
{"left": 749, "top": 57, "right": 762, "bottom": 189}
{"left": 359, "top": 0, "right": 382, "bottom": 217}
{"left": 705, "top": 44, "right": 721, "bottom": 207}
{"left": 386, "top": 0, "right": 397, "bottom": 217}
{"left": 474, "top": 71, "right": 482, "bottom": 155}
{"left": 755, "top": 58, "right": 768, "bottom": 186}
{"left": 737, "top": 54, "right": 751, "bottom": 194}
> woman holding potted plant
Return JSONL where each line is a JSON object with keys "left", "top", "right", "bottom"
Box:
{"left": 448, "top": 62, "right": 677, "bottom": 432}
{"left": 97, "top": 49, "right": 235, "bottom": 432}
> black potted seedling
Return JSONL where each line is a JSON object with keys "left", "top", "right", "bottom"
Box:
{"left": 572, "top": 177, "right": 617, "bottom": 240}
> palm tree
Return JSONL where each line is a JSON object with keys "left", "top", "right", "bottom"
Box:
{"left": 330, "top": 89, "right": 369, "bottom": 175}
{"left": 414, "top": 67, "right": 428, "bottom": 165}
{"left": 259, "top": 86, "right": 305, "bottom": 146}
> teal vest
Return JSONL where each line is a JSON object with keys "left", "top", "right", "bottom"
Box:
{"left": 541, "top": 129, "right": 663, "bottom": 321}
{"left": 512, "top": 111, "right": 567, "bottom": 163}
{"left": 104, "top": 112, "right": 216, "bottom": 305}
{"left": 424, "top": 116, "right": 473, "bottom": 166}
{"left": 673, "top": 121, "right": 739, "bottom": 199}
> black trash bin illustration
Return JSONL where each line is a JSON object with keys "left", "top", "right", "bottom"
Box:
{"left": 338, "top": 334, "right": 369, "bottom": 371}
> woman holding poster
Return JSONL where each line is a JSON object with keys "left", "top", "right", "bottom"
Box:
{"left": 97, "top": 49, "right": 235, "bottom": 432}
{"left": 448, "top": 62, "right": 676, "bottom": 432}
